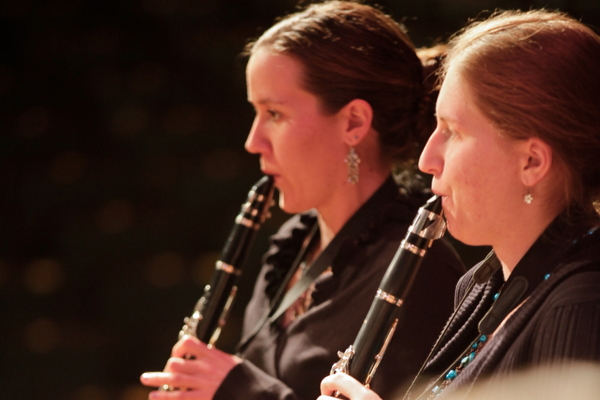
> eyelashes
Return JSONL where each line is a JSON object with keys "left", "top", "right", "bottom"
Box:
{"left": 268, "top": 110, "right": 281, "bottom": 121}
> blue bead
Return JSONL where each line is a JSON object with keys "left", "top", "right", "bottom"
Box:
{"left": 446, "top": 370, "right": 457, "bottom": 380}
{"left": 461, "top": 356, "right": 470, "bottom": 365}
{"left": 468, "top": 352, "right": 476, "bottom": 363}
{"left": 493, "top": 292, "right": 500, "bottom": 301}
{"left": 479, "top": 335, "right": 487, "bottom": 342}
{"left": 588, "top": 227, "right": 598, "bottom": 235}
{"left": 471, "top": 342, "right": 479, "bottom": 350}
{"left": 544, "top": 273, "right": 551, "bottom": 280}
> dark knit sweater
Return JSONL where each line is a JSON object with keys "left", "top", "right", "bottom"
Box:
{"left": 411, "top": 223, "right": 600, "bottom": 400}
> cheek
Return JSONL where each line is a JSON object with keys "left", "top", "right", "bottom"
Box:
{"left": 272, "top": 127, "right": 308, "bottom": 166}
{"left": 285, "top": 122, "right": 342, "bottom": 172}
{"left": 449, "top": 152, "right": 490, "bottom": 211}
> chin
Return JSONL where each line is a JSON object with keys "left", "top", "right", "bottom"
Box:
{"left": 278, "top": 195, "right": 302, "bottom": 215}
{"left": 278, "top": 193, "right": 316, "bottom": 215}
{"left": 446, "top": 221, "right": 471, "bottom": 246}
{"left": 447, "top": 224, "right": 488, "bottom": 247}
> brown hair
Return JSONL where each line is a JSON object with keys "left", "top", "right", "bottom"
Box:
{"left": 244, "top": 1, "right": 441, "bottom": 165}
{"left": 443, "top": 10, "right": 600, "bottom": 222}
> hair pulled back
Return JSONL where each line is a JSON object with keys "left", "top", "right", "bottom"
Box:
{"left": 443, "top": 10, "right": 600, "bottom": 222}
{"left": 245, "top": 1, "right": 440, "bottom": 164}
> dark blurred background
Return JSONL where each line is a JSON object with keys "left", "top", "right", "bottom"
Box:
{"left": 1, "top": 1, "right": 599, "bottom": 399}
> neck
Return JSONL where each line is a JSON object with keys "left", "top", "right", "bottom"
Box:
{"left": 316, "top": 171, "right": 389, "bottom": 252}
{"left": 494, "top": 210, "right": 558, "bottom": 280}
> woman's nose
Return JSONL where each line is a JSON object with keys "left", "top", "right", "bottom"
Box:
{"left": 244, "top": 117, "right": 265, "bottom": 155}
{"left": 418, "top": 128, "right": 444, "bottom": 177}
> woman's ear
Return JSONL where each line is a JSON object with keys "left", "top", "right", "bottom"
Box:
{"left": 341, "top": 99, "right": 373, "bottom": 146}
{"left": 520, "top": 137, "right": 553, "bottom": 187}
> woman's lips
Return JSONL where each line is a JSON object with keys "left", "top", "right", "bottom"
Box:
{"left": 261, "top": 171, "right": 280, "bottom": 185}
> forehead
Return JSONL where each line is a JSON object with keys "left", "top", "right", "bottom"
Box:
{"left": 246, "top": 49, "right": 306, "bottom": 102}
{"left": 436, "top": 65, "right": 479, "bottom": 127}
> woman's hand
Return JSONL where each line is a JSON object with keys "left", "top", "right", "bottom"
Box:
{"left": 318, "top": 373, "right": 383, "bottom": 400}
{"left": 140, "top": 335, "right": 242, "bottom": 399}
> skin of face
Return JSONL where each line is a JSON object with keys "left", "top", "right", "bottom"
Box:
{"left": 418, "top": 64, "right": 527, "bottom": 248}
{"left": 245, "top": 48, "right": 352, "bottom": 215}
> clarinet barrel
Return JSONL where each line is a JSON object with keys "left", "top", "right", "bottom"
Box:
{"left": 332, "top": 195, "right": 446, "bottom": 388}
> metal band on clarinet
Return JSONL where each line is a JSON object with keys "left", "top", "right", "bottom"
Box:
{"left": 375, "top": 289, "right": 403, "bottom": 307}
{"left": 215, "top": 261, "right": 241, "bottom": 276}
{"left": 235, "top": 214, "right": 255, "bottom": 228}
{"left": 400, "top": 240, "right": 426, "bottom": 257}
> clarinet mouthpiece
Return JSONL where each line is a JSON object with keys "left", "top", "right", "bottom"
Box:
{"left": 423, "top": 194, "right": 443, "bottom": 215}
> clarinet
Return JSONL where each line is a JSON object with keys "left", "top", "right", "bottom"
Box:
{"left": 330, "top": 195, "right": 446, "bottom": 391}
{"left": 161, "top": 175, "right": 275, "bottom": 391}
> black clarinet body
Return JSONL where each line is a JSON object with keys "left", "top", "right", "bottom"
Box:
{"left": 331, "top": 195, "right": 446, "bottom": 389}
{"left": 178, "top": 175, "right": 275, "bottom": 346}
{"left": 161, "top": 176, "right": 275, "bottom": 392}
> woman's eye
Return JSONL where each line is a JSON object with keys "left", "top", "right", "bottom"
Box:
{"left": 268, "top": 110, "right": 281, "bottom": 121}
{"left": 442, "top": 127, "right": 456, "bottom": 138}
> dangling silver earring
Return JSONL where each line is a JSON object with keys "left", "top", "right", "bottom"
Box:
{"left": 344, "top": 146, "right": 360, "bottom": 185}
{"left": 524, "top": 188, "right": 533, "bottom": 204}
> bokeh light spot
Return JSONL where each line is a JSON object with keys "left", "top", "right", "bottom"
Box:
{"left": 23, "top": 258, "right": 64, "bottom": 295}
{"left": 24, "top": 317, "right": 61, "bottom": 353}
{"left": 147, "top": 252, "right": 186, "bottom": 287}
{"left": 50, "top": 150, "right": 87, "bottom": 184}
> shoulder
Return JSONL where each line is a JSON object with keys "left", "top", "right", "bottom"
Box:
{"left": 514, "top": 259, "right": 600, "bottom": 364}
{"left": 542, "top": 229, "right": 600, "bottom": 308}
{"left": 543, "top": 260, "right": 600, "bottom": 309}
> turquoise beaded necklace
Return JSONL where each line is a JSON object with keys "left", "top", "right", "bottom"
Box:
{"left": 423, "top": 269, "right": 553, "bottom": 400}
{"left": 425, "top": 334, "right": 488, "bottom": 399}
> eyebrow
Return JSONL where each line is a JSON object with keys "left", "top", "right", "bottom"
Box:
{"left": 248, "top": 97, "right": 287, "bottom": 106}
{"left": 435, "top": 113, "right": 462, "bottom": 127}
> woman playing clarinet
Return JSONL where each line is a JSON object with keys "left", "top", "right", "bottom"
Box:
{"left": 320, "top": 9, "right": 600, "bottom": 400}
{"left": 141, "top": 2, "right": 465, "bottom": 399}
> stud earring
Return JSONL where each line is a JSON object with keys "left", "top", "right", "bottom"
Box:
{"left": 524, "top": 188, "right": 533, "bottom": 204}
{"left": 344, "top": 146, "right": 360, "bottom": 185}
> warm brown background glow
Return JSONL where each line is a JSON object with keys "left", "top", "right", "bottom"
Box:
{"left": 1, "top": 1, "right": 598, "bottom": 399}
